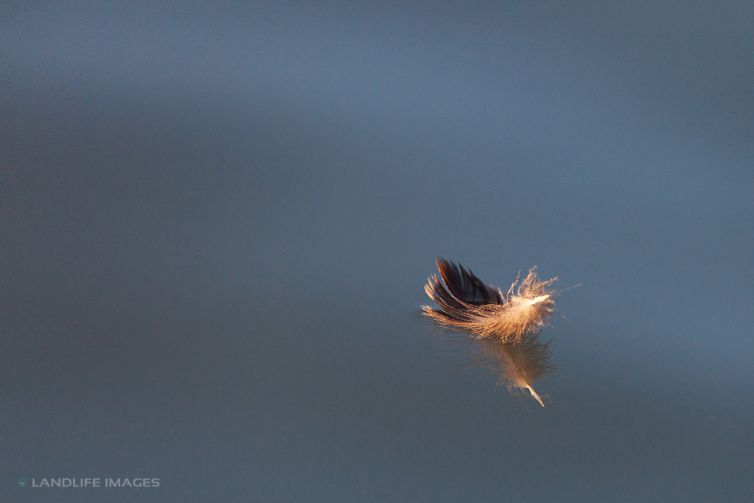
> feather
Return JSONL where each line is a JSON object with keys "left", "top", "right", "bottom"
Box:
{"left": 434, "top": 258, "right": 504, "bottom": 306}
{"left": 477, "top": 334, "right": 553, "bottom": 407}
{"left": 422, "top": 258, "right": 557, "bottom": 343}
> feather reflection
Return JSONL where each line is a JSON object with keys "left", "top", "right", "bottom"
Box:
{"left": 475, "top": 334, "right": 554, "bottom": 407}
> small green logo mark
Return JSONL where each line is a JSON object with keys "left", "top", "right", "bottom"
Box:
{"left": 18, "top": 478, "right": 27, "bottom": 487}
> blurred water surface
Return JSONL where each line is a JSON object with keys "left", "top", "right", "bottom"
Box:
{"left": 2, "top": 1, "right": 753, "bottom": 501}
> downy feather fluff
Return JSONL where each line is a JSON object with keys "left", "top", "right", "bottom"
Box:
{"left": 422, "top": 258, "right": 557, "bottom": 343}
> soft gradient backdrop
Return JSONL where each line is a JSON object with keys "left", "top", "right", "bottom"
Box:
{"left": 2, "top": 1, "right": 753, "bottom": 501}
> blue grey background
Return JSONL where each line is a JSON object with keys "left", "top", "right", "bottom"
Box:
{"left": 2, "top": 1, "right": 753, "bottom": 501}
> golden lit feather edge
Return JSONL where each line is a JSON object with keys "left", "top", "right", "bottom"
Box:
{"left": 422, "top": 258, "right": 557, "bottom": 343}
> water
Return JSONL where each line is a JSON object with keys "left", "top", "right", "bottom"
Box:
{"left": 2, "top": 1, "right": 753, "bottom": 501}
